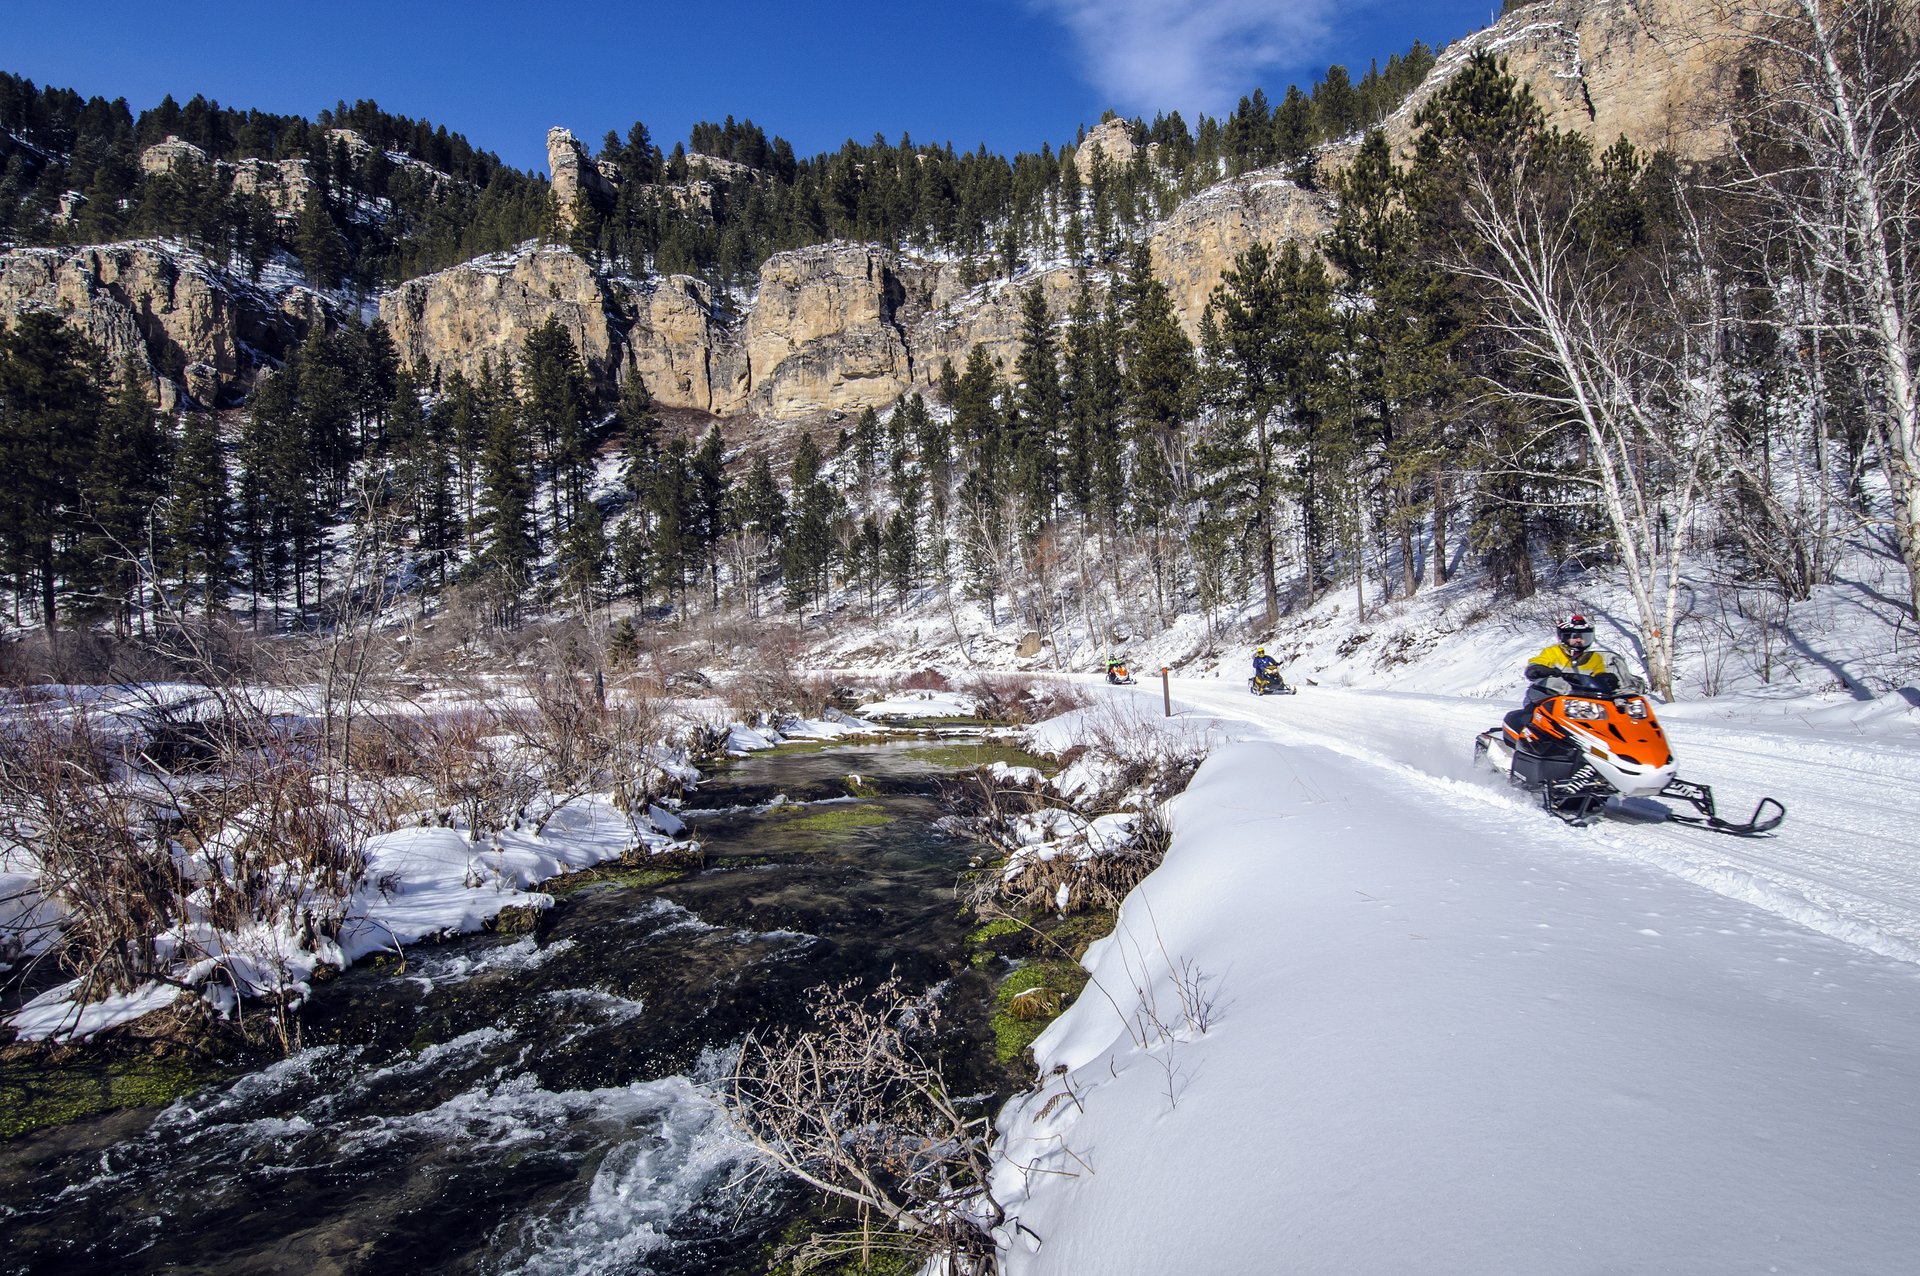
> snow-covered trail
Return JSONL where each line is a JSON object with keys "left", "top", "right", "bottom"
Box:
{"left": 994, "top": 687, "right": 1920, "bottom": 1274}
{"left": 1120, "top": 676, "right": 1920, "bottom": 965}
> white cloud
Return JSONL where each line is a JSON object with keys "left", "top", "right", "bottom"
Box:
{"left": 1028, "top": 0, "right": 1338, "bottom": 117}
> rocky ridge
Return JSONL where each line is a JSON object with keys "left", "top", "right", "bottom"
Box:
{"left": 2, "top": 0, "right": 1759, "bottom": 423}
{"left": 1348, "top": 0, "right": 1765, "bottom": 168}
{"left": 0, "top": 240, "right": 334, "bottom": 409}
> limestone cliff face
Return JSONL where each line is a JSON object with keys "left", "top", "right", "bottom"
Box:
{"left": 901, "top": 264, "right": 1090, "bottom": 391}
{"left": 625, "top": 275, "right": 737, "bottom": 413}
{"left": 546, "top": 127, "right": 614, "bottom": 233}
{"left": 138, "top": 137, "right": 317, "bottom": 221}
{"left": 1151, "top": 172, "right": 1336, "bottom": 340}
{"left": 0, "top": 240, "right": 329, "bottom": 408}
{"left": 379, "top": 247, "right": 738, "bottom": 413}
{"left": 1073, "top": 117, "right": 1157, "bottom": 183}
{"left": 382, "top": 246, "right": 623, "bottom": 385}
{"left": 1355, "top": 0, "right": 1761, "bottom": 167}
{"left": 377, "top": 158, "right": 1334, "bottom": 424}
{"left": 741, "top": 244, "right": 915, "bottom": 417}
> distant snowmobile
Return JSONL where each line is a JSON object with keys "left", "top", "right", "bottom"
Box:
{"left": 1473, "top": 654, "right": 1784, "bottom": 835}
{"left": 1105, "top": 660, "right": 1137, "bottom": 685}
{"left": 1248, "top": 669, "right": 1296, "bottom": 696}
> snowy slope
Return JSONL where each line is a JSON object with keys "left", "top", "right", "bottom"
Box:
{"left": 991, "top": 683, "right": 1920, "bottom": 1274}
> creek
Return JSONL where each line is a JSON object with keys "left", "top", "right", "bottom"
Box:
{"left": 0, "top": 738, "right": 1023, "bottom": 1276}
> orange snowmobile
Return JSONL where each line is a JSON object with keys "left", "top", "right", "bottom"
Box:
{"left": 1474, "top": 655, "right": 1784, "bottom": 836}
{"left": 1104, "top": 658, "right": 1136, "bottom": 686}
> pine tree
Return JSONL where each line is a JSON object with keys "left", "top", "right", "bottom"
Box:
{"left": 1404, "top": 51, "right": 1550, "bottom": 596}
{"left": 558, "top": 497, "right": 607, "bottom": 611}
{"left": 165, "top": 410, "right": 232, "bottom": 618}
{"left": 76, "top": 361, "right": 169, "bottom": 631}
{"left": 691, "top": 424, "right": 729, "bottom": 601}
{"left": 782, "top": 433, "right": 838, "bottom": 610}
{"left": 0, "top": 311, "right": 103, "bottom": 633}
{"left": 1328, "top": 128, "right": 1448, "bottom": 600}
{"left": 1011, "top": 284, "right": 1064, "bottom": 522}
{"left": 521, "top": 316, "right": 593, "bottom": 536}
{"left": 883, "top": 505, "right": 918, "bottom": 609}
{"left": 478, "top": 370, "right": 536, "bottom": 620}
{"left": 295, "top": 190, "right": 347, "bottom": 289}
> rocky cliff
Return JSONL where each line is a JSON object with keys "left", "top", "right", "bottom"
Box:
{"left": 0, "top": 241, "right": 332, "bottom": 408}
{"left": 1355, "top": 0, "right": 1763, "bottom": 166}
{"left": 380, "top": 162, "right": 1333, "bottom": 423}
{"left": 1, "top": 0, "right": 1752, "bottom": 427}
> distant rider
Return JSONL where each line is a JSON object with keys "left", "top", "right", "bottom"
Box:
{"left": 1105, "top": 654, "right": 1127, "bottom": 684}
{"left": 1251, "top": 645, "right": 1283, "bottom": 689}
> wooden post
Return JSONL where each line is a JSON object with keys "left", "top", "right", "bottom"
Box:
{"left": 1161, "top": 667, "right": 1172, "bottom": 718}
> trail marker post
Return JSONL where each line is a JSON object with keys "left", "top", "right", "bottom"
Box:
{"left": 1161, "top": 667, "right": 1171, "bottom": 717}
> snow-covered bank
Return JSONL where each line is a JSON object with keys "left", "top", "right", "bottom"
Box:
{"left": 7, "top": 792, "right": 688, "bottom": 1044}
{"left": 991, "top": 731, "right": 1920, "bottom": 1274}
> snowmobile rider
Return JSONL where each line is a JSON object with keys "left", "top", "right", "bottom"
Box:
{"left": 1508, "top": 614, "right": 1614, "bottom": 731}
{"left": 1104, "top": 654, "right": 1127, "bottom": 683}
{"left": 1251, "top": 646, "right": 1282, "bottom": 685}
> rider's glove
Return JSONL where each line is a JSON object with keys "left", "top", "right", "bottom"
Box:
{"left": 1541, "top": 676, "right": 1572, "bottom": 696}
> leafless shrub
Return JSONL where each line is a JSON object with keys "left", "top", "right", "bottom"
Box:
{"left": 724, "top": 667, "right": 838, "bottom": 725}
{"left": 898, "top": 668, "right": 951, "bottom": 692}
{"left": 994, "top": 808, "right": 1171, "bottom": 917}
{"left": 0, "top": 704, "right": 175, "bottom": 998}
{"left": 955, "top": 674, "right": 1089, "bottom": 725}
{"left": 724, "top": 975, "right": 1003, "bottom": 1275}
{"left": 1075, "top": 708, "right": 1208, "bottom": 809}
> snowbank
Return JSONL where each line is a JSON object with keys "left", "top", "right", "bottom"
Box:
{"left": 8, "top": 793, "right": 679, "bottom": 1044}
{"left": 991, "top": 739, "right": 1920, "bottom": 1273}
{"left": 854, "top": 689, "right": 978, "bottom": 719}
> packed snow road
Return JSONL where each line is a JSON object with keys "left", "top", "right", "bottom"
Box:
{"left": 991, "top": 679, "right": 1920, "bottom": 1274}
{"left": 1126, "top": 675, "right": 1920, "bottom": 964}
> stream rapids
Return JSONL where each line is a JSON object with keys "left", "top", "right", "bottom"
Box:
{"left": 0, "top": 739, "right": 1009, "bottom": 1276}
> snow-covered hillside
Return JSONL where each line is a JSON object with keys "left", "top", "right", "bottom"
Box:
{"left": 988, "top": 675, "right": 1920, "bottom": 1273}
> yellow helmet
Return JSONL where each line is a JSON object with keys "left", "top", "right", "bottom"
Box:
{"left": 1255, "top": 646, "right": 1267, "bottom": 655}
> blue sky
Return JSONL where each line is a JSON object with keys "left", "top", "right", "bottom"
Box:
{"left": 8, "top": 1, "right": 1500, "bottom": 170}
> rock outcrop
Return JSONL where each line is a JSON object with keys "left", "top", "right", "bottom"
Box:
{"left": 382, "top": 245, "right": 624, "bottom": 386}
{"left": 139, "top": 136, "right": 211, "bottom": 178}
{"left": 138, "top": 136, "right": 317, "bottom": 221}
{"left": 0, "top": 240, "right": 330, "bottom": 408}
{"left": 1356, "top": 0, "right": 1764, "bottom": 166}
{"left": 902, "top": 264, "right": 1090, "bottom": 392}
{"left": 1074, "top": 117, "right": 1158, "bottom": 183}
{"left": 378, "top": 156, "right": 1334, "bottom": 423}
{"left": 1150, "top": 173, "right": 1335, "bottom": 340}
{"left": 741, "top": 244, "right": 915, "bottom": 417}
{"left": 547, "top": 128, "right": 614, "bottom": 233}
{"left": 624, "top": 275, "right": 738, "bottom": 413}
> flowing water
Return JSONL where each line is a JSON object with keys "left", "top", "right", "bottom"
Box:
{"left": 0, "top": 740, "right": 1010, "bottom": 1276}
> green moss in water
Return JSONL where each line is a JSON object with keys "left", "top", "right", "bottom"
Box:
{"left": 548, "top": 866, "right": 687, "bottom": 896}
{"left": 0, "top": 1054, "right": 220, "bottom": 1139}
{"left": 908, "top": 741, "right": 1057, "bottom": 774}
{"left": 1043, "top": 908, "right": 1120, "bottom": 962}
{"left": 990, "top": 959, "right": 1089, "bottom": 1063}
{"left": 968, "top": 918, "right": 1024, "bottom": 947}
{"left": 776, "top": 803, "right": 894, "bottom": 834}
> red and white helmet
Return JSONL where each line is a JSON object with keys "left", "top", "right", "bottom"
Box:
{"left": 1557, "top": 613, "right": 1595, "bottom": 651}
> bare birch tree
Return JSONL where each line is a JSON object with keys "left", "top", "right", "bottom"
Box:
{"left": 1456, "top": 162, "right": 1719, "bottom": 698}
{"left": 1731, "top": 0, "right": 1920, "bottom": 616}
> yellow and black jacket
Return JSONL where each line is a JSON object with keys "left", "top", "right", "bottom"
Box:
{"left": 1526, "top": 644, "right": 1607, "bottom": 681}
